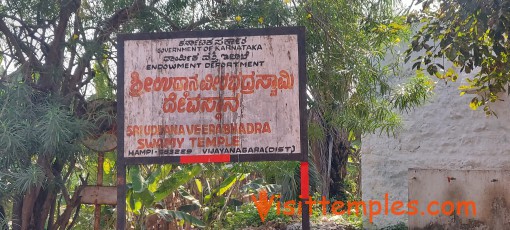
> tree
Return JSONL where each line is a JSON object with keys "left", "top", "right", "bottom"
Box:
{"left": 0, "top": 0, "right": 235, "bottom": 228}
{"left": 405, "top": 0, "right": 510, "bottom": 115}
{"left": 298, "top": 0, "right": 434, "bottom": 200}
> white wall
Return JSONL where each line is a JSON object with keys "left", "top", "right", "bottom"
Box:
{"left": 361, "top": 65, "right": 510, "bottom": 228}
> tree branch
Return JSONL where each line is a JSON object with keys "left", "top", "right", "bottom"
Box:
{"left": 185, "top": 16, "right": 212, "bottom": 31}
{"left": 0, "top": 20, "right": 28, "bottom": 64}
{"left": 66, "top": 204, "right": 80, "bottom": 230}
{"left": 146, "top": 6, "right": 181, "bottom": 31}
{"left": 51, "top": 184, "right": 85, "bottom": 230}
{"left": 47, "top": 0, "right": 81, "bottom": 65}
{"left": 71, "top": 0, "right": 146, "bottom": 91}
{"left": 96, "top": 0, "right": 145, "bottom": 41}
{"left": 65, "top": 13, "right": 81, "bottom": 78}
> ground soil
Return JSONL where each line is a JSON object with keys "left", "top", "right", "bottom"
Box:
{"left": 242, "top": 218, "right": 359, "bottom": 230}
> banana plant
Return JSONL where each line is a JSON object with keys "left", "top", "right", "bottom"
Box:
{"left": 126, "top": 164, "right": 204, "bottom": 229}
{"left": 161, "top": 163, "right": 248, "bottom": 227}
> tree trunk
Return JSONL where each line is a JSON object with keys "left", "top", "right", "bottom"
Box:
{"left": 11, "top": 195, "right": 23, "bottom": 230}
{"left": 0, "top": 204, "right": 7, "bottom": 230}
{"left": 33, "top": 187, "right": 58, "bottom": 229}
{"left": 310, "top": 111, "right": 330, "bottom": 198}
{"left": 21, "top": 186, "right": 41, "bottom": 230}
{"left": 34, "top": 158, "right": 66, "bottom": 229}
{"left": 309, "top": 108, "right": 351, "bottom": 201}
{"left": 329, "top": 130, "right": 349, "bottom": 201}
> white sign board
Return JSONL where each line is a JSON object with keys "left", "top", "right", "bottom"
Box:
{"left": 119, "top": 28, "right": 305, "bottom": 162}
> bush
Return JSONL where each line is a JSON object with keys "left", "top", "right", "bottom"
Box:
{"left": 223, "top": 203, "right": 293, "bottom": 229}
{"left": 380, "top": 222, "right": 407, "bottom": 230}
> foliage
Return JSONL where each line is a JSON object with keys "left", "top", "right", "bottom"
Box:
{"left": 72, "top": 205, "right": 116, "bottom": 230}
{"left": 222, "top": 192, "right": 365, "bottom": 230}
{"left": 343, "top": 154, "right": 361, "bottom": 202}
{"left": 0, "top": 0, "right": 296, "bottom": 228}
{"left": 0, "top": 83, "right": 93, "bottom": 229}
{"left": 124, "top": 163, "right": 277, "bottom": 229}
{"left": 405, "top": 0, "right": 510, "bottom": 114}
{"left": 125, "top": 164, "right": 204, "bottom": 229}
{"left": 251, "top": 160, "right": 321, "bottom": 201}
{"left": 300, "top": 0, "right": 434, "bottom": 201}
{"left": 343, "top": 213, "right": 363, "bottom": 229}
{"left": 380, "top": 222, "right": 408, "bottom": 230}
{"left": 186, "top": 163, "right": 252, "bottom": 228}
{"left": 223, "top": 203, "right": 292, "bottom": 230}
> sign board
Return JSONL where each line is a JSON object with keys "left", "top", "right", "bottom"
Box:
{"left": 117, "top": 27, "right": 309, "bottom": 230}
{"left": 117, "top": 27, "right": 307, "bottom": 164}
{"left": 80, "top": 186, "right": 117, "bottom": 205}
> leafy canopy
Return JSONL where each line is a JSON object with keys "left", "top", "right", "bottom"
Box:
{"left": 406, "top": 0, "right": 510, "bottom": 114}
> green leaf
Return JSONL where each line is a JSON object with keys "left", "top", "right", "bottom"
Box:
{"left": 241, "top": 178, "right": 264, "bottom": 192}
{"left": 133, "top": 188, "right": 154, "bottom": 206}
{"left": 127, "top": 189, "right": 135, "bottom": 212}
{"left": 426, "top": 64, "right": 438, "bottom": 75}
{"left": 469, "top": 97, "right": 480, "bottom": 110}
{"left": 148, "top": 164, "right": 173, "bottom": 192}
{"left": 388, "top": 22, "right": 405, "bottom": 30}
{"left": 216, "top": 175, "right": 237, "bottom": 196}
{"left": 103, "top": 157, "right": 112, "bottom": 175}
{"left": 152, "top": 209, "right": 205, "bottom": 227}
{"left": 228, "top": 198, "right": 243, "bottom": 207}
{"left": 458, "top": 85, "right": 473, "bottom": 90}
{"left": 133, "top": 200, "right": 142, "bottom": 215}
{"left": 195, "top": 179, "right": 202, "bottom": 193}
{"left": 178, "top": 204, "right": 200, "bottom": 213}
{"left": 160, "top": 164, "right": 174, "bottom": 178}
{"left": 146, "top": 169, "right": 161, "bottom": 193}
{"left": 178, "top": 188, "right": 201, "bottom": 207}
{"left": 153, "top": 165, "right": 201, "bottom": 202}
{"left": 348, "top": 130, "right": 356, "bottom": 141}
{"left": 204, "top": 194, "right": 212, "bottom": 204}
{"left": 129, "top": 165, "right": 144, "bottom": 193}
{"left": 444, "top": 68, "right": 458, "bottom": 81}
{"left": 465, "top": 65, "right": 472, "bottom": 73}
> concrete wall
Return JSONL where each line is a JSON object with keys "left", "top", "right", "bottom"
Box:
{"left": 408, "top": 169, "right": 510, "bottom": 229}
{"left": 361, "top": 61, "right": 510, "bottom": 228}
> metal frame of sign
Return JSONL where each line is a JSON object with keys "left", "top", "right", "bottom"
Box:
{"left": 117, "top": 27, "right": 309, "bottom": 229}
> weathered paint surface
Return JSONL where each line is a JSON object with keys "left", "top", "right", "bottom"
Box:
{"left": 408, "top": 169, "right": 510, "bottom": 230}
{"left": 82, "top": 133, "right": 117, "bottom": 152}
{"left": 80, "top": 186, "right": 117, "bottom": 205}
{"left": 122, "top": 34, "right": 300, "bottom": 158}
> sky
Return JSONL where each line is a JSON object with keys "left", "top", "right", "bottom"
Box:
{"left": 402, "top": 0, "right": 422, "bottom": 11}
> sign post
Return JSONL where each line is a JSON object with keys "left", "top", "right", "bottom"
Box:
{"left": 117, "top": 27, "right": 308, "bottom": 229}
